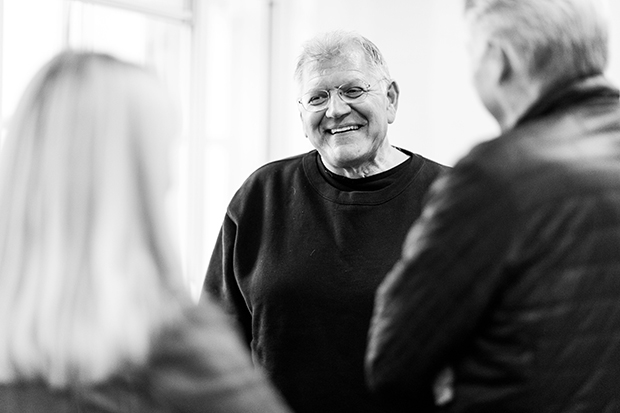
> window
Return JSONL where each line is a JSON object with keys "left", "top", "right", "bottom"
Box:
{"left": 1, "top": 0, "right": 273, "bottom": 299}
{"left": 66, "top": 0, "right": 198, "bottom": 291}
{"left": 1, "top": 0, "right": 212, "bottom": 299}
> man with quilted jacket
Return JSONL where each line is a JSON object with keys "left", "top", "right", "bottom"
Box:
{"left": 366, "top": 0, "right": 620, "bottom": 412}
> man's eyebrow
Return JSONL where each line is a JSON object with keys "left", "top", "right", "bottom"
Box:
{"left": 311, "top": 79, "right": 367, "bottom": 90}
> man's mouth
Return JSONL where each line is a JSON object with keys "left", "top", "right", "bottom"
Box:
{"left": 329, "top": 125, "right": 360, "bottom": 135}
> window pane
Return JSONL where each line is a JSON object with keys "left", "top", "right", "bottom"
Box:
{"left": 91, "top": 0, "right": 191, "bottom": 13}
{"left": 1, "top": 0, "right": 64, "bottom": 147}
{"left": 119, "top": 0, "right": 190, "bottom": 12}
{"left": 73, "top": 0, "right": 192, "bottom": 23}
{"left": 67, "top": 2, "right": 190, "bottom": 79}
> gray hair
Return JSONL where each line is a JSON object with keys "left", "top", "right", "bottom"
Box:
{"left": 465, "top": 0, "right": 609, "bottom": 85}
{"left": 294, "top": 31, "right": 391, "bottom": 85}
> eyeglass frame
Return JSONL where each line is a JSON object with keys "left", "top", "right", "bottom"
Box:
{"left": 297, "top": 78, "right": 390, "bottom": 112}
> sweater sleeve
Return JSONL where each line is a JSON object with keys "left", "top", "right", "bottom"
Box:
{"left": 365, "top": 160, "right": 517, "bottom": 411}
{"left": 201, "top": 213, "right": 253, "bottom": 348}
{"left": 147, "top": 301, "right": 292, "bottom": 413}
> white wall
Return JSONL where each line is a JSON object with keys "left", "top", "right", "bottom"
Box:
{"left": 267, "top": 0, "right": 620, "bottom": 167}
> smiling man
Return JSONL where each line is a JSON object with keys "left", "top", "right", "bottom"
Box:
{"left": 202, "top": 31, "right": 447, "bottom": 413}
{"left": 298, "top": 48, "right": 407, "bottom": 179}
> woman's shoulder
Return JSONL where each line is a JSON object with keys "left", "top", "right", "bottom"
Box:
{"left": 0, "top": 379, "right": 168, "bottom": 413}
{"left": 146, "top": 300, "right": 292, "bottom": 413}
{"left": 150, "top": 300, "right": 250, "bottom": 363}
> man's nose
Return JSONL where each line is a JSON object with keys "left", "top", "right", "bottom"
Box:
{"left": 325, "top": 91, "right": 351, "bottom": 118}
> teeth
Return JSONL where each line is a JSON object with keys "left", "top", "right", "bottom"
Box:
{"left": 331, "top": 125, "right": 359, "bottom": 134}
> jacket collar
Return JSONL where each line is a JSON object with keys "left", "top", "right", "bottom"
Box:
{"left": 515, "top": 74, "right": 620, "bottom": 127}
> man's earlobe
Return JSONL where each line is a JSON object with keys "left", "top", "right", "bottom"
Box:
{"left": 387, "top": 80, "right": 400, "bottom": 110}
{"left": 386, "top": 81, "right": 400, "bottom": 124}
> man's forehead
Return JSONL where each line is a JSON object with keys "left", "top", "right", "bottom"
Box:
{"left": 300, "top": 55, "right": 371, "bottom": 89}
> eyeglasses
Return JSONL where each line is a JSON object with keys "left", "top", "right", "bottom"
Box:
{"left": 298, "top": 81, "right": 377, "bottom": 112}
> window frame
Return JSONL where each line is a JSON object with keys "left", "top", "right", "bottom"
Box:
{"left": 63, "top": 0, "right": 210, "bottom": 297}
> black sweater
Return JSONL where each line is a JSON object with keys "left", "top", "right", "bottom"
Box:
{"left": 204, "top": 149, "right": 447, "bottom": 413}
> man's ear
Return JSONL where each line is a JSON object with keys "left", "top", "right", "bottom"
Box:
{"left": 386, "top": 80, "right": 399, "bottom": 124}
{"left": 488, "top": 40, "right": 514, "bottom": 85}
{"left": 299, "top": 110, "right": 308, "bottom": 138}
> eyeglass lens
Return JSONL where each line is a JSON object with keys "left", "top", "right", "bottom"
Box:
{"left": 300, "top": 82, "right": 370, "bottom": 111}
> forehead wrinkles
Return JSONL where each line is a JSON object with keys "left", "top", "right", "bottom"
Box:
{"left": 303, "top": 70, "right": 368, "bottom": 90}
{"left": 301, "top": 53, "right": 372, "bottom": 86}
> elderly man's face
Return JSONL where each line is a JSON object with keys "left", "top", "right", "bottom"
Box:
{"left": 298, "top": 53, "right": 398, "bottom": 171}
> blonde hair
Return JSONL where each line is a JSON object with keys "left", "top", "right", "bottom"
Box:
{"left": 0, "top": 51, "right": 186, "bottom": 387}
{"left": 465, "top": 0, "right": 609, "bottom": 86}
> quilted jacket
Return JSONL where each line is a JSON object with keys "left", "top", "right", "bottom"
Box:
{"left": 366, "top": 75, "right": 620, "bottom": 413}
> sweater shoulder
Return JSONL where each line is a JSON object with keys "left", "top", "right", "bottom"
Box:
{"left": 227, "top": 151, "right": 312, "bottom": 215}
{"left": 412, "top": 152, "right": 450, "bottom": 175}
{"left": 244, "top": 152, "right": 308, "bottom": 183}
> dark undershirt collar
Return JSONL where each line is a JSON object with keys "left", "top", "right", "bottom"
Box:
{"left": 317, "top": 147, "right": 412, "bottom": 192}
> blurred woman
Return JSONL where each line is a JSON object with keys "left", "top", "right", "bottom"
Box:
{"left": 0, "top": 51, "right": 290, "bottom": 413}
